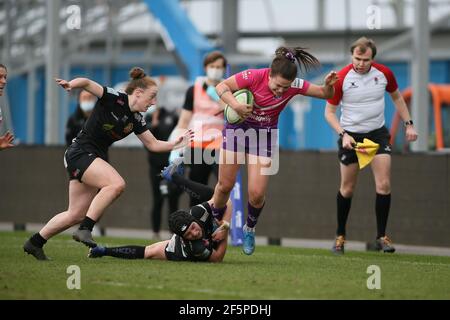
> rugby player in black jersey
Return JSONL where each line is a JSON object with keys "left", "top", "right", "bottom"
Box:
{"left": 88, "top": 158, "right": 231, "bottom": 262}
{"left": 23, "top": 68, "right": 193, "bottom": 260}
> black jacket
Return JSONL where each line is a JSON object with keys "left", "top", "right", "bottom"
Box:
{"left": 146, "top": 108, "right": 179, "bottom": 166}
{"left": 65, "top": 106, "right": 88, "bottom": 147}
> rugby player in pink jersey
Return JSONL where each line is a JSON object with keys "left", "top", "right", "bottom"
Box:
{"left": 212, "top": 46, "right": 338, "bottom": 255}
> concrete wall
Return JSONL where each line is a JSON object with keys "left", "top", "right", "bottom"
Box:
{"left": 0, "top": 146, "right": 449, "bottom": 247}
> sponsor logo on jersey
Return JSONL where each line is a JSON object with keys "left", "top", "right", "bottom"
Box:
{"left": 103, "top": 124, "right": 115, "bottom": 131}
{"left": 123, "top": 123, "right": 133, "bottom": 134}
{"left": 349, "top": 82, "right": 359, "bottom": 89}
{"left": 71, "top": 168, "right": 80, "bottom": 178}
{"left": 291, "top": 78, "right": 305, "bottom": 89}
{"left": 109, "top": 131, "right": 123, "bottom": 140}
{"left": 248, "top": 113, "right": 272, "bottom": 123}
{"left": 241, "top": 70, "right": 250, "bottom": 80}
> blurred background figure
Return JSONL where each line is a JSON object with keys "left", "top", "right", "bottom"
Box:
{"left": 171, "top": 51, "right": 227, "bottom": 206}
{"left": 146, "top": 105, "right": 181, "bottom": 240}
{"left": 65, "top": 90, "right": 97, "bottom": 147}
{"left": 0, "top": 63, "right": 14, "bottom": 150}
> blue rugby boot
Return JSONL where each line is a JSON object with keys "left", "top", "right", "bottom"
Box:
{"left": 242, "top": 224, "right": 256, "bottom": 255}
{"left": 160, "top": 157, "right": 184, "bottom": 182}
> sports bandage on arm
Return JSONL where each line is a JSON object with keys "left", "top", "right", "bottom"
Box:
{"left": 218, "top": 221, "right": 230, "bottom": 232}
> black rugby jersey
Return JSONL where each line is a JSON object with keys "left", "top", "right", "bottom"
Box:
{"left": 165, "top": 202, "right": 219, "bottom": 262}
{"left": 74, "top": 86, "right": 148, "bottom": 158}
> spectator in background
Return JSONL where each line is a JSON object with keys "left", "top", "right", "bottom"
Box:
{"left": 170, "top": 51, "right": 228, "bottom": 206}
{"left": 0, "top": 64, "right": 14, "bottom": 150}
{"left": 65, "top": 90, "right": 97, "bottom": 147}
{"left": 145, "top": 106, "right": 181, "bottom": 239}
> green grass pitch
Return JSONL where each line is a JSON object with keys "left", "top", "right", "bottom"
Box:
{"left": 1, "top": 231, "right": 449, "bottom": 299}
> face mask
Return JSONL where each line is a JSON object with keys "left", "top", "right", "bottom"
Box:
{"left": 80, "top": 101, "right": 95, "bottom": 112}
{"left": 206, "top": 68, "right": 224, "bottom": 82}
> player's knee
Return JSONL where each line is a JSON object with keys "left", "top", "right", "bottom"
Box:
{"left": 340, "top": 186, "right": 355, "bottom": 198}
{"left": 248, "top": 190, "right": 265, "bottom": 207}
{"left": 110, "top": 179, "right": 126, "bottom": 197}
{"left": 376, "top": 180, "right": 391, "bottom": 194}
{"left": 216, "top": 180, "right": 233, "bottom": 195}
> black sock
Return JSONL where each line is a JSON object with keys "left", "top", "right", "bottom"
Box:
{"left": 172, "top": 173, "right": 214, "bottom": 203}
{"left": 337, "top": 191, "right": 352, "bottom": 236}
{"left": 376, "top": 193, "right": 391, "bottom": 238}
{"left": 105, "top": 246, "right": 146, "bottom": 259}
{"left": 30, "top": 232, "right": 47, "bottom": 248}
{"left": 79, "top": 217, "right": 96, "bottom": 231}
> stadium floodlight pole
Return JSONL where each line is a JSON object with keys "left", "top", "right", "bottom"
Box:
{"left": 222, "top": 0, "right": 238, "bottom": 55}
{"left": 410, "top": 0, "right": 429, "bottom": 152}
{"left": 27, "top": 49, "right": 37, "bottom": 144}
{"left": 45, "top": 0, "right": 61, "bottom": 145}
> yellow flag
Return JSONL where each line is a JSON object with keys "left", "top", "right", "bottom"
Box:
{"left": 354, "top": 138, "right": 379, "bottom": 169}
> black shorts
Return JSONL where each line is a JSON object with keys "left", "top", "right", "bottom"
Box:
{"left": 64, "top": 142, "right": 102, "bottom": 182}
{"left": 338, "top": 126, "right": 392, "bottom": 166}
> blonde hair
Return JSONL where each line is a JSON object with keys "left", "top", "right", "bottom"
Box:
{"left": 350, "top": 37, "right": 377, "bottom": 58}
{"left": 125, "top": 67, "right": 157, "bottom": 95}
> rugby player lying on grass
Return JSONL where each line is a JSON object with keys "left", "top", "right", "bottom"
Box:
{"left": 88, "top": 158, "right": 231, "bottom": 262}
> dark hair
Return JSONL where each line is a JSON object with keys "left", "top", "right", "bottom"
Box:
{"left": 350, "top": 37, "right": 377, "bottom": 58}
{"left": 168, "top": 209, "right": 195, "bottom": 237}
{"left": 203, "top": 51, "right": 227, "bottom": 68}
{"left": 270, "top": 47, "right": 320, "bottom": 81}
{"left": 125, "top": 67, "right": 157, "bottom": 95}
{"left": 0, "top": 64, "right": 7, "bottom": 71}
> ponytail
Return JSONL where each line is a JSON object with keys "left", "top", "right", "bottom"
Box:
{"left": 271, "top": 47, "right": 320, "bottom": 80}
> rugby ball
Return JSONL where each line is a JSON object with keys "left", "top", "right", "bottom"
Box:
{"left": 224, "top": 89, "right": 254, "bottom": 125}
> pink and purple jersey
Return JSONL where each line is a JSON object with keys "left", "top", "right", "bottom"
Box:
{"left": 234, "top": 68, "right": 310, "bottom": 128}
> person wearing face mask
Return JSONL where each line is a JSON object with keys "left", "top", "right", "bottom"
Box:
{"left": 325, "top": 37, "right": 418, "bottom": 255}
{"left": 170, "top": 51, "right": 227, "bottom": 206}
{"left": 65, "top": 90, "right": 97, "bottom": 147}
{"left": 23, "top": 67, "right": 193, "bottom": 260}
